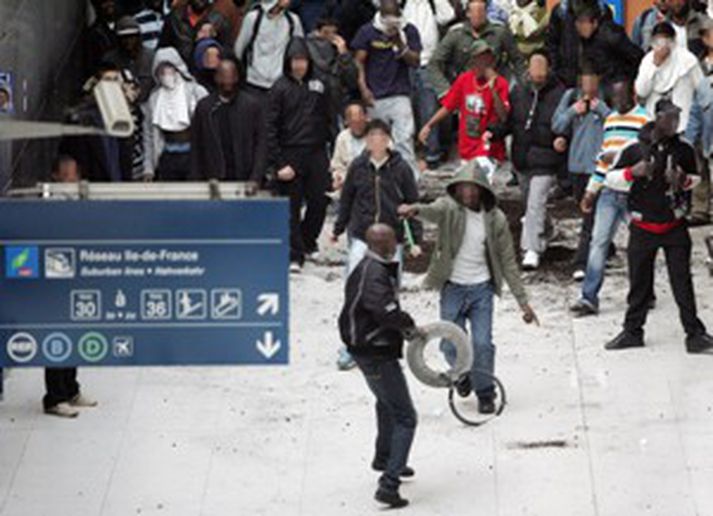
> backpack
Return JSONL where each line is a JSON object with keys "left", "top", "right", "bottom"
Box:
{"left": 242, "top": 4, "right": 296, "bottom": 65}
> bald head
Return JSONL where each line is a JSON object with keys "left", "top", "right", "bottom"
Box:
{"left": 366, "top": 223, "right": 397, "bottom": 260}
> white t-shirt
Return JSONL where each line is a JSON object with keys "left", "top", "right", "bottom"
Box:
{"left": 449, "top": 209, "right": 491, "bottom": 285}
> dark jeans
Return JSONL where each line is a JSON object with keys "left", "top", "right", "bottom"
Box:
{"left": 43, "top": 368, "right": 80, "bottom": 410}
{"left": 624, "top": 223, "right": 706, "bottom": 338}
{"left": 157, "top": 150, "right": 191, "bottom": 181}
{"left": 353, "top": 355, "right": 417, "bottom": 491}
{"left": 572, "top": 174, "right": 594, "bottom": 270}
{"left": 276, "top": 146, "right": 330, "bottom": 264}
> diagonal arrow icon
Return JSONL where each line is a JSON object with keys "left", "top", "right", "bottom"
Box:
{"left": 257, "top": 293, "right": 280, "bottom": 316}
{"left": 256, "top": 331, "right": 281, "bottom": 359}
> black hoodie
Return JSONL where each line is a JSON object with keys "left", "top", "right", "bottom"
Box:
{"left": 265, "top": 37, "right": 332, "bottom": 170}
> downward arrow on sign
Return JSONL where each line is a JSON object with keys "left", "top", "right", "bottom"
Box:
{"left": 257, "top": 293, "right": 280, "bottom": 316}
{"left": 256, "top": 331, "right": 281, "bottom": 359}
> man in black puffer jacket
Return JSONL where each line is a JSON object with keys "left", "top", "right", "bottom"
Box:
{"left": 266, "top": 36, "right": 332, "bottom": 270}
{"left": 493, "top": 51, "right": 566, "bottom": 270}
{"left": 338, "top": 223, "right": 420, "bottom": 509}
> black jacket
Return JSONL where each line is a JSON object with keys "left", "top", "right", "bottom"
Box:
{"left": 338, "top": 0, "right": 377, "bottom": 46}
{"left": 496, "top": 76, "right": 566, "bottom": 175}
{"left": 338, "top": 252, "right": 415, "bottom": 359}
{"left": 158, "top": 6, "right": 231, "bottom": 66}
{"left": 266, "top": 37, "right": 332, "bottom": 170}
{"left": 85, "top": 21, "right": 118, "bottom": 75}
{"left": 334, "top": 150, "right": 422, "bottom": 243}
{"left": 547, "top": 2, "right": 640, "bottom": 88}
{"left": 190, "top": 91, "right": 267, "bottom": 183}
{"left": 59, "top": 101, "right": 132, "bottom": 182}
{"left": 306, "top": 33, "right": 360, "bottom": 134}
{"left": 612, "top": 136, "right": 697, "bottom": 225}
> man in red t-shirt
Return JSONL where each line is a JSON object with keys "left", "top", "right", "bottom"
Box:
{"left": 418, "top": 40, "right": 510, "bottom": 170}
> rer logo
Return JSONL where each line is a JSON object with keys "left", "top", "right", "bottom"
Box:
{"left": 5, "top": 246, "right": 39, "bottom": 279}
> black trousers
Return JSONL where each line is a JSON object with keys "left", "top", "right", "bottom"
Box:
{"left": 157, "top": 151, "right": 191, "bottom": 181}
{"left": 276, "top": 146, "right": 330, "bottom": 264}
{"left": 43, "top": 368, "right": 80, "bottom": 410}
{"left": 571, "top": 174, "right": 617, "bottom": 270}
{"left": 572, "top": 174, "right": 595, "bottom": 270}
{"left": 624, "top": 223, "right": 706, "bottom": 337}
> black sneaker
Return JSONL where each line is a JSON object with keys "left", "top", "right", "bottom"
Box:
{"left": 372, "top": 462, "right": 415, "bottom": 478}
{"left": 605, "top": 331, "right": 645, "bottom": 351}
{"left": 686, "top": 332, "right": 713, "bottom": 354}
{"left": 454, "top": 374, "right": 472, "bottom": 398}
{"left": 478, "top": 397, "right": 496, "bottom": 415}
{"left": 375, "top": 487, "right": 409, "bottom": 509}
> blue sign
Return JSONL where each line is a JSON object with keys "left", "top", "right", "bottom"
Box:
{"left": 0, "top": 200, "right": 289, "bottom": 367}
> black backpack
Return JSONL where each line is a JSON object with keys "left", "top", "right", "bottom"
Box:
{"left": 242, "top": 4, "right": 296, "bottom": 65}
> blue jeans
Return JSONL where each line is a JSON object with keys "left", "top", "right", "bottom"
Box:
{"left": 439, "top": 281, "right": 495, "bottom": 398}
{"left": 353, "top": 355, "right": 417, "bottom": 490}
{"left": 411, "top": 66, "right": 440, "bottom": 161}
{"left": 581, "top": 188, "right": 629, "bottom": 307}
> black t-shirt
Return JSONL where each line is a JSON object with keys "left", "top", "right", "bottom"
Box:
{"left": 216, "top": 99, "right": 236, "bottom": 180}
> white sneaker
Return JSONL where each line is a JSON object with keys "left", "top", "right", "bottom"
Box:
{"left": 572, "top": 269, "right": 585, "bottom": 281}
{"left": 522, "top": 250, "right": 540, "bottom": 270}
{"left": 289, "top": 262, "right": 302, "bottom": 274}
{"left": 69, "top": 393, "right": 97, "bottom": 408}
{"left": 45, "top": 402, "right": 79, "bottom": 418}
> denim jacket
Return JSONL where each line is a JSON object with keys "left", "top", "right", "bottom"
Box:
{"left": 685, "top": 74, "right": 713, "bottom": 158}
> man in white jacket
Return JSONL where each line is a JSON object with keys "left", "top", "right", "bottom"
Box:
{"left": 635, "top": 21, "right": 703, "bottom": 131}
{"left": 402, "top": 0, "right": 455, "bottom": 168}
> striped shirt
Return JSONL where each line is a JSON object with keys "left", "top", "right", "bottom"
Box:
{"left": 586, "top": 105, "right": 650, "bottom": 193}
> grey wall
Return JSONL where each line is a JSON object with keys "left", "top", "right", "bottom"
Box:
{"left": 0, "top": 0, "right": 87, "bottom": 190}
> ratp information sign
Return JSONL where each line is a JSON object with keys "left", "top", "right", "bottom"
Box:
{"left": 0, "top": 199, "right": 289, "bottom": 367}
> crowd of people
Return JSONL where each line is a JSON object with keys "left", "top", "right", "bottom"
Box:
{"left": 42, "top": 0, "right": 713, "bottom": 507}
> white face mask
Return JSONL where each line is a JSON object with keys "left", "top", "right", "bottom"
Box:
{"left": 160, "top": 69, "right": 178, "bottom": 89}
{"left": 652, "top": 37, "right": 672, "bottom": 51}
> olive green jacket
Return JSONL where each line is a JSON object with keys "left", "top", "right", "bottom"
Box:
{"left": 427, "top": 20, "right": 526, "bottom": 98}
{"left": 414, "top": 166, "right": 528, "bottom": 306}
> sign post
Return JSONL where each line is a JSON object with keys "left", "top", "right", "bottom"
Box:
{"left": 0, "top": 197, "right": 289, "bottom": 368}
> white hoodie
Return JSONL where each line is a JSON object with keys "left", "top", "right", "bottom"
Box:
{"left": 402, "top": 0, "right": 455, "bottom": 66}
{"left": 635, "top": 45, "right": 703, "bottom": 131}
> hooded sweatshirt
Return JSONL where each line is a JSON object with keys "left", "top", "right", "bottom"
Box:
{"left": 142, "top": 47, "right": 208, "bottom": 176}
{"left": 265, "top": 37, "right": 331, "bottom": 170}
{"left": 412, "top": 163, "right": 528, "bottom": 305}
{"left": 234, "top": 0, "right": 304, "bottom": 89}
{"left": 635, "top": 45, "right": 703, "bottom": 131}
{"left": 192, "top": 38, "right": 224, "bottom": 92}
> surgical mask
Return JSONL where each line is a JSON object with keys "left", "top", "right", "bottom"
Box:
{"left": 652, "top": 37, "right": 671, "bottom": 50}
{"left": 160, "top": 70, "right": 178, "bottom": 89}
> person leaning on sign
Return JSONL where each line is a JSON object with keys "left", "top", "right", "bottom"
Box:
{"left": 43, "top": 155, "right": 98, "bottom": 419}
{"left": 338, "top": 223, "right": 422, "bottom": 509}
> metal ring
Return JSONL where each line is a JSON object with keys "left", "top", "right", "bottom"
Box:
{"left": 447, "top": 370, "right": 507, "bottom": 427}
{"left": 406, "top": 321, "right": 473, "bottom": 388}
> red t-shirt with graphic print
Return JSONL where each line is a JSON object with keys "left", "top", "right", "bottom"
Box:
{"left": 441, "top": 71, "right": 510, "bottom": 162}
